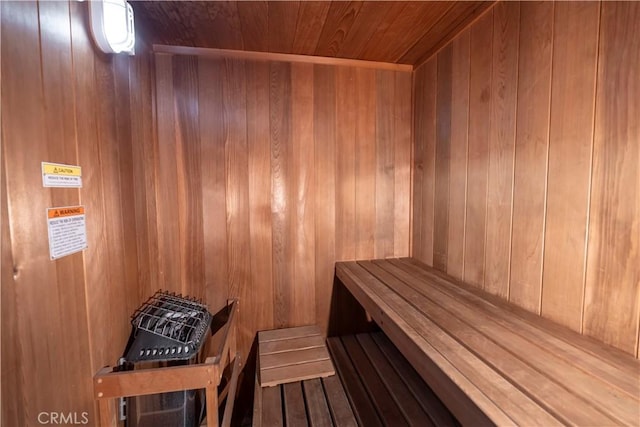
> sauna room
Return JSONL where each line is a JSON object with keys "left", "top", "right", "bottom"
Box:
{"left": 1, "top": 0, "right": 638, "bottom": 426}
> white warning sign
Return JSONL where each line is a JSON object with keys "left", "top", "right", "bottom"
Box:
{"left": 42, "top": 162, "right": 82, "bottom": 188}
{"left": 47, "top": 206, "right": 87, "bottom": 260}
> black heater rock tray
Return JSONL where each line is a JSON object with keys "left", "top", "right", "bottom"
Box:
{"left": 124, "top": 291, "right": 213, "bottom": 363}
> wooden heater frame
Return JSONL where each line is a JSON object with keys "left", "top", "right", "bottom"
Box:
{"left": 93, "top": 299, "right": 241, "bottom": 427}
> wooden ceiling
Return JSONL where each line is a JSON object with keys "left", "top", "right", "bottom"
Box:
{"left": 131, "top": 1, "right": 494, "bottom": 66}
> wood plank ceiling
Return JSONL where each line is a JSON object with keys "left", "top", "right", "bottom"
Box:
{"left": 131, "top": 1, "right": 494, "bottom": 66}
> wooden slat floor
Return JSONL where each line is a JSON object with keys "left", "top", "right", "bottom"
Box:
{"left": 254, "top": 332, "right": 458, "bottom": 426}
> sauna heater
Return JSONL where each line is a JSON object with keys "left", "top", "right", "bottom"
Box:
{"left": 120, "top": 291, "right": 213, "bottom": 427}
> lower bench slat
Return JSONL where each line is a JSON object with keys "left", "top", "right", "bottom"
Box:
{"left": 262, "top": 386, "right": 283, "bottom": 427}
{"left": 302, "top": 379, "right": 333, "bottom": 427}
{"left": 283, "top": 382, "right": 308, "bottom": 427}
{"left": 340, "top": 335, "right": 409, "bottom": 426}
{"left": 355, "top": 334, "right": 435, "bottom": 427}
{"left": 321, "top": 376, "right": 357, "bottom": 427}
{"left": 327, "top": 337, "right": 384, "bottom": 427}
{"left": 371, "top": 333, "right": 458, "bottom": 427}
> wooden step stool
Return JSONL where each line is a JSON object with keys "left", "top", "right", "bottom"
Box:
{"left": 258, "top": 325, "right": 335, "bottom": 387}
{"left": 254, "top": 325, "right": 358, "bottom": 427}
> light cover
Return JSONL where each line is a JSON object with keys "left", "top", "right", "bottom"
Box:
{"left": 89, "top": 0, "right": 135, "bottom": 55}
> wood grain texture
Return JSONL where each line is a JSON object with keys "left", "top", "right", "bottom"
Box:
{"left": 412, "top": 1, "right": 639, "bottom": 357}
{"left": 483, "top": 1, "right": 519, "bottom": 298}
{"left": 1, "top": 1, "right": 155, "bottom": 425}
{"left": 375, "top": 70, "right": 396, "bottom": 258}
{"left": 199, "top": 57, "right": 231, "bottom": 313}
{"left": 346, "top": 259, "right": 640, "bottom": 425}
{"left": 224, "top": 58, "right": 252, "bottom": 355}
{"left": 173, "top": 55, "right": 204, "bottom": 296}
{"left": 291, "top": 62, "right": 316, "bottom": 326}
{"left": 446, "top": 30, "right": 470, "bottom": 280}
{"left": 336, "top": 66, "right": 357, "bottom": 261}
{"left": 270, "top": 61, "right": 294, "bottom": 328}
{"left": 355, "top": 68, "right": 377, "bottom": 259}
{"left": 584, "top": 1, "right": 640, "bottom": 355}
{"left": 302, "top": 379, "right": 333, "bottom": 427}
{"left": 313, "top": 64, "right": 336, "bottom": 335}
{"left": 412, "top": 58, "right": 437, "bottom": 265}
{"left": 433, "top": 45, "right": 452, "bottom": 271}
{"left": 393, "top": 71, "right": 412, "bottom": 258}
{"left": 542, "top": 2, "right": 600, "bottom": 332}
{"left": 463, "top": 9, "right": 493, "bottom": 287}
{"left": 150, "top": 56, "right": 412, "bottom": 357}
{"left": 246, "top": 59, "right": 274, "bottom": 332}
{"left": 509, "top": 1, "right": 553, "bottom": 312}
{"left": 403, "top": 1, "right": 496, "bottom": 66}
{"left": 134, "top": 1, "right": 490, "bottom": 66}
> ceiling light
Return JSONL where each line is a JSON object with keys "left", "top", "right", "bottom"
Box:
{"left": 89, "top": 0, "right": 135, "bottom": 55}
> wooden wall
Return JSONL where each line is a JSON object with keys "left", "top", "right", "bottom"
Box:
{"left": 412, "top": 1, "right": 640, "bottom": 357}
{"left": 148, "top": 53, "right": 412, "bottom": 358}
{"left": 1, "top": 1, "right": 154, "bottom": 425}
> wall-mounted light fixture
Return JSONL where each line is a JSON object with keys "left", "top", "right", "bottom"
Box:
{"left": 89, "top": 0, "right": 135, "bottom": 55}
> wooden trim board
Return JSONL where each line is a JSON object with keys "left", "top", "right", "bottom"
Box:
{"left": 153, "top": 44, "right": 413, "bottom": 72}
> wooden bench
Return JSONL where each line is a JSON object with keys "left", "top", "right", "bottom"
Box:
{"left": 253, "top": 331, "right": 457, "bottom": 426}
{"left": 335, "top": 258, "right": 640, "bottom": 426}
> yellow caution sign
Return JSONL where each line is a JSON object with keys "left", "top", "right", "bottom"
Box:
{"left": 42, "top": 162, "right": 82, "bottom": 188}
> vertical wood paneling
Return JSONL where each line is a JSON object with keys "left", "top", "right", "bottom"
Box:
{"left": 199, "top": 58, "right": 231, "bottom": 310}
{"left": 313, "top": 65, "right": 337, "bottom": 333}
{"left": 113, "top": 55, "right": 140, "bottom": 312}
{"left": 155, "top": 54, "right": 182, "bottom": 292}
{"left": 39, "top": 1, "right": 89, "bottom": 413}
{"left": 541, "top": 2, "right": 600, "bottom": 332}
{"left": 375, "top": 70, "right": 396, "bottom": 258}
{"left": 150, "top": 57, "right": 411, "bottom": 350}
{"left": 336, "top": 66, "right": 357, "bottom": 261}
{"left": 130, "top": 45, "right": 160, "bottom": 300}
{"left": 223, "top": 58, "right": 252, "bottom": 352}
{"left": 447, "top": 30, "right": 470, "bottom": 280}
{"left": 199, "top": 58, "right": 230, "bottom": 312}
{"left": 1, "top": 3, "right": 56, "bottom": 421}
{"left": 464, "top": 10, "right": 493, "bottom": 287}
{"left": 246, "top": 60, "right": 273, "bottom": 331}
{"left": 584, "top": 2, "right": 640, "bottom": 355}
{"left": 173, "top": 56, "right": 204, "bottom": 297}
{"left": 2, "top": 1, "right": 156, "bottom": 425}
{"left": 393, "top": 71, "right": 412, "bottom": 257}
{"left": 509, "top": 1, "right": 553, "bottom": 312}
{"left": 484, "top": 1, "right": 519, "bottom": 298}
{"left": 412, "top": 1, "right": 639, "bottom": 357}
{"left": 270, "top": 61, "right": 293, "bottom": 327}
{"left": 291, "top": 62, "right": 316, "bottom": 326}
{"left": 434, "top": 45, "right": 452, "bottom": 271}
{"left": 355, "top": 68, "right": 377, "bottom": 259}
{"left": 412, "top": 58, "right": 437, "bottom": 265}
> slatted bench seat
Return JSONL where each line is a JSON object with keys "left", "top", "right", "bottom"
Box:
{"left": 335, "top": 258, "right": 640, "bottom": 426}
{"left": 253, "top": 331, "right": 457, "bottom": 426}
